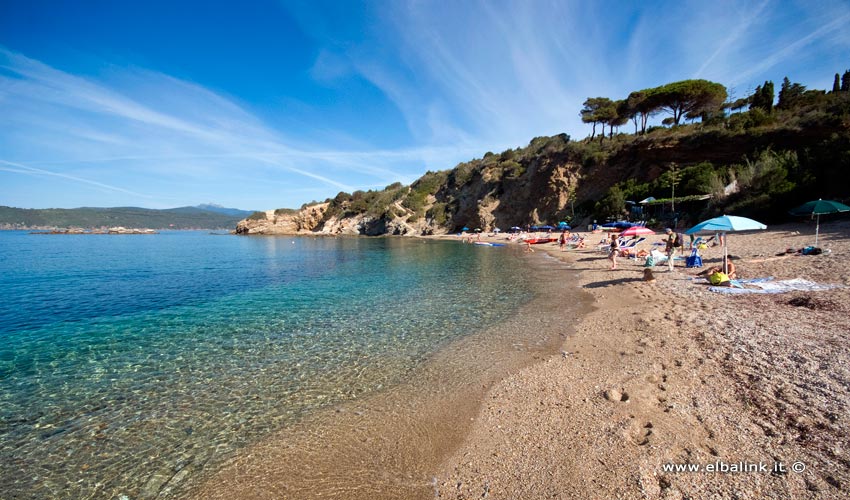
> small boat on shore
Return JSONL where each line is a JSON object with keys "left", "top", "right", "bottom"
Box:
{"left": 525, "top": 238, "right": 557, "bottom": 245}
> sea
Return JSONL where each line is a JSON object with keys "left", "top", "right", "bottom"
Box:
{"left": 0, "top": 230, "right": 553, "bottom": 499}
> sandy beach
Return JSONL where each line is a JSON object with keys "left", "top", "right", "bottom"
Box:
{"left": 438, "top": 220, "right": 850, "bottom": 499}
{"left": 187, "top": 220, "right": 849, "bottom": 499}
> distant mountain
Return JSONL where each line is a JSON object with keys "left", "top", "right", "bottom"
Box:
{"left": 193, "top": 203, "right": 254, "bottom": 218}
{"left": 0, "top": 206, "right": 245, "bottom": 230}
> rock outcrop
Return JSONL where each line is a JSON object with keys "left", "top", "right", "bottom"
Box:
{"left": 235, "top": 203, "right": 329, "bottom": 235}
{"left": 235, "top": 202, "right": 425, "bottom": 236}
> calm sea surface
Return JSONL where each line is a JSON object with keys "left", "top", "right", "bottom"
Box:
{"left": 0, "top": 231, "right": 539, "bottom": 499}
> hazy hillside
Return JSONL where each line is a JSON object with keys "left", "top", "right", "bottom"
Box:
{"left": 194, "top": 204, "right": 254, "bottom": 218}
{"left": 0, "top": 206, "right": 245, "bottom": 230}
{"left": 239, "top": 73, "right": 850, "bottom": 236}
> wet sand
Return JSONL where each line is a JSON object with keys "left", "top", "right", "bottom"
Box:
{"left": 186, "top": 221, "right": 850, "bottom": 499}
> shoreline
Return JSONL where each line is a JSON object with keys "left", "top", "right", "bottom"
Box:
{"left": 185, "top": 221, "right": 850, "bottom": 499}
{"left": 183, "top": 246, "right": 594, "bottom": 499}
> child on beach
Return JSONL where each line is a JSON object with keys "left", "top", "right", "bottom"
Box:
{"left": 608, "top": 233, "right": 619, "bottom": 270}
{"left": 665, "top": 228, "right": 677, "bottom": 271}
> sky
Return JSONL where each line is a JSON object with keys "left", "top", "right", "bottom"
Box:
{"left": 1, "top": 0, "right": 849, "bottom": 210}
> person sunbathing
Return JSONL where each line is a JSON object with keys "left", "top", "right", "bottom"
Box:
{"left": 698, "top": 256, "right": 737, "bottom": 280}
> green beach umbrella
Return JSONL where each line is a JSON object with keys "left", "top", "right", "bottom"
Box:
{"left": 789, "top": 199, "right": 850, "bottom": 246}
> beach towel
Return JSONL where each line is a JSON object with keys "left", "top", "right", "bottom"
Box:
{"left": 709, "top": 278, "right": 845, "bottom": 294}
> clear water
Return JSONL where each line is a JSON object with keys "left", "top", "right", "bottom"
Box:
{"left": 0, "top": 231, "right": 537, "bottom": 499}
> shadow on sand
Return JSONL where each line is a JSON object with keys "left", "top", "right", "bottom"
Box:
{"left": 583, "top": 275, "right": 644, "bottom": 288}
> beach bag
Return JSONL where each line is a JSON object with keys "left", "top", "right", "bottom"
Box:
{"left": 708, "top": 272, "right": 729, "bottom": 285}
{"left": 686, "top": 254, "right": 703, "bottom": 268}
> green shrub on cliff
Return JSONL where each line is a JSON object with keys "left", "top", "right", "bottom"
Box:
{"left": 403, "top": 170, "right": 448, "bottom": 216}
{"left": 426, "top": 202, "right": 448, "bottom": 225}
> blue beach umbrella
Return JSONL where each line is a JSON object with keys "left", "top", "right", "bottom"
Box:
{"left": 462, "top": 227, "right": 470, "bottom": 232}
{"left": 685, "top": 215, "right": 766, "bottom": 274}
{"left": 789, "top": 199, "right": 850, "bottom": 245}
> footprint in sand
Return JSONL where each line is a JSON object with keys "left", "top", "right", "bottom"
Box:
{"left": 604, "top": 388, "right": 630, "bottom": 402}
{"left": 628, "top": 421, "right": 654, "bottom": 446}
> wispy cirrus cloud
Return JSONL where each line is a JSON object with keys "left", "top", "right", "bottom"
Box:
{"left": 0, "top": 46, "right": 452, "bottom": 208}
{"left": 0, "top": 159, "right": 152, "bottom": 198}
{"left": 289, "top": 0, "right": 850, "bottom": 150}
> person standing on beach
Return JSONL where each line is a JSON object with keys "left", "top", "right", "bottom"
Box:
{"left": 665, "top": 228, "right": 676, "bottom": 271}
{"left": 559, "top": 230, "right": 567, "bottom": 251}
{"left": 608, "top": 233, "right": 620, "bottom": 270}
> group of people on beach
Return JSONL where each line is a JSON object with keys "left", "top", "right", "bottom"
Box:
{"left": 603, "top": 227, "right": 736, "bottom": 283}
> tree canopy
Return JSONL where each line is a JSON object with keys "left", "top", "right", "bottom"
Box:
{"left": 646, "top": 80, "right": 728, "bottom": 126}
{"left": 582, "top": 79, "right": 727, "bottom": 135}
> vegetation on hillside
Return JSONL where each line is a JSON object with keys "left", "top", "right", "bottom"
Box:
{"left": 0, "top": 206, "right": 245, "bottom": 229}
{"left": 267, "top": 70, "right": 850, "bottom": 233}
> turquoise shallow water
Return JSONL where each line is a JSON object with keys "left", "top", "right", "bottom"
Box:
{"left": 0, "top": 231, "right": 537, "bottom": 499}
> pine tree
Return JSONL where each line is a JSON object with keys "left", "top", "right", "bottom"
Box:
{"left": 750, "top": 81, "right": 774, "bottom": 113}
{"left": 762, "top": 81, "right": 774, "bottom": 113}
{"left": 833, "top": 73, "right": 841, "bottom": 92}
{"left": 749, "top": 84, "right": 763, "bottom": 110}
{"left": 777, "top": 77, "right": 805, "bottom": 109}
{"left": 842, "top": 70, "right": 850, "bottom": 92}
{"left": 778, "top": 77, "right": 791, "bottom": 106}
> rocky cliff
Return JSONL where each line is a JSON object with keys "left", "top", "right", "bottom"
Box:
{"left": 235, "top": 204, "right": 329, "bottom": 235}
{"left": 235, "top": 201, "right": 427, "bottom": 236}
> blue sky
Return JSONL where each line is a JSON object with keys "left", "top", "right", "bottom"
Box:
{"left": 2, "top": 0, "right": 849, "bottom": 210}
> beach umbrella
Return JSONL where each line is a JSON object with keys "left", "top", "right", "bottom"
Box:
{"left": 462, "top": 227, "right": 469, "bottom": 232}
{"left": 685, "top": 215, "right": 766, "bottom": 274}
{"left": 511, "top": 226, "right": 521, "bottom": 232}
{"left": 493, "top": 227, "right": 501, "bottom": 233}
{"left": 620, "top": 226, "right": 655, "bottom": 237}
{"left": 789, "top": 199, "right": 850, "bottom": 245}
